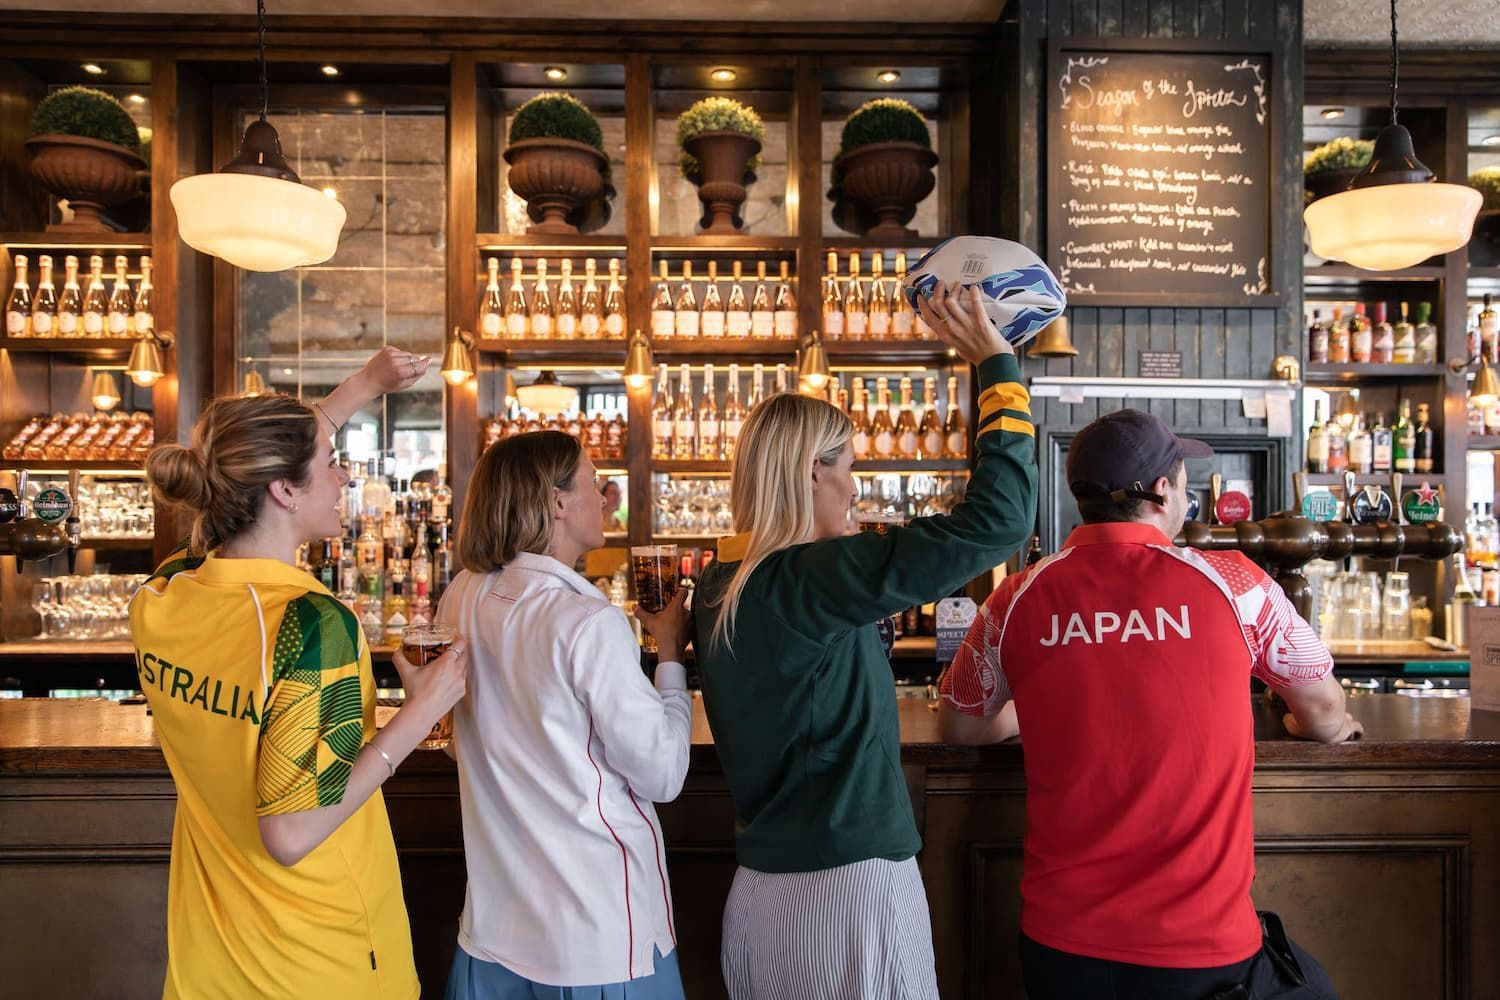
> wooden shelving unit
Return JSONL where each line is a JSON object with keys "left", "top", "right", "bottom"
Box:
{"left": 1305, "top": 363, "right": 1448, "bottom": 381}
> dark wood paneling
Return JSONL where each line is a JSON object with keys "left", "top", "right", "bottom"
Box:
{"left": 0, "top": 61, "right": 47, "bottom": 231}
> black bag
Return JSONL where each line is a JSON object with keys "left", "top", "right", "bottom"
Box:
{"left": 1205, "top": 912, "right": 1339, "bottom": 1000}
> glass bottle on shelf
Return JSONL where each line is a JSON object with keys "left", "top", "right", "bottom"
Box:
{"left": 82, "top": 254, "right": 108, "bottom": 336}
{"left": 749, "top": 363, "right": 766, "bottom": 409}
{"left": 919, "top": 377, "right": 944, "bottom": 459}
{"left": 844, "top": 252, "right": 867, "bottom": 340}
{"left": 606, "top": 411, "right": 626, "bottom": 461}
{"left": 5, "top": 254, "right": 30, "bottom": 336}
{"left": 750, "top": 261, "right": 774, "bottom": 340}
{"left": 1486, "top": 388, "right": 1500, "bottom": 436}
{"left": 869, "top": 255, "right": 892, "bottom": 340}
{"left": 675, "top": 261, "right": 699, "bottom": 338}
{"left": 893, "top": 252, "right": 915, "bottom": 339}
{"left": 132, "top": 255, "right": 153, "bottom": 338}
{"left": 1414, "top": 402, "right": 1434, "bottom": 474}
{"left": 774, "top": 363, "right": 789, "bottom": 394}
{"left": 1349, "top": 303, "right": 1371, "bottom": 364}
{"left": 578, "top": 258, "right": 603, "bottom": 339}
{"left": 943, "top": 376, "right": 968, "bottom": 459}
{"left": 1392, "top": 302, "right": 1415, "bottom": 364}
{"left": 480, "top": 257, "right": 504, "bottom": 338}
{"left": 1326, "top": 306, "right": 1349, "bottom": 364}
{"left": 850, "top": 380, "right": 872, "bottom": 460}
{"left": 1306, "top": 308, "right": 1327, "bottom": 364}
{"left": 726, "top": 260, "right": 751, "bottom": 338}
{"left": 652, "top": 363, "right": 673, "bottom": 459}
{"left": 1347, "top": 414, "right": 1372, "bottom": 475}
{"left": 823, "top": 251, "right": 844, "bottom": 340}
{"left": 723, "top": 363, "right": 746, "bottom": 460}
{"left": 698, "top": 362, "right": 721, "bottom": 460}
{"left": 673, "top": 363, "right": 697, "bottom": 460}
{"left": 895, "top": 376, "right": 919, "bottom": 459}
{"left": 431, "top": 462, "right": 452, "bottom": 525}
{"left": 1306, "top": 400, "right": 1328, "bottom": 474}
{"left": 1470, "top": 391, "right": 1488, "bottom": 436}
{"left": 505, "top": 258, "right": 528, "bottom": 338}
{"left": 555, "top": 258, "right": 579, "bottom": 339}
{"left": 773, "top": 260, "right": 797, "bottom": 340}
{"left": 701, "top": 260, "right": 726, "bottom": 339}
{"left": 1326, "top": 415, "right": 1347, "bottom": 475}
{"left": 57, "top": 255, "right": 81, "bottom": 336}
{"left": 32, "top": 254, "right": 57, "bottom": 337}
{"left": 603, "top": 259, "right": 626, "bottom": 339}
{"left": 1414, "top": 302, "right": 1437, "bottom": 364}
{"left": 871, "top": 379, "right": 896, "bottom": 459}
{"left": 107, "top": 255, "right": 133, "bottom": 335}
{"left": 529, "top": 258, "right": 554, "bottom": 339}
{"left": 1393, "top": 398, "right": 1415, "bottom": 474}
{"left": 1370, "top": 302, "right": 1393, "bottom": 364}
{"left": 1371, "top": 411, "right": 1393, "bottom": 474}
{"left": 651, "top": 259, "right": 675, "bottom": 339}
{"left": 1482, "top": 294, "right": 1499, "bottom": 364}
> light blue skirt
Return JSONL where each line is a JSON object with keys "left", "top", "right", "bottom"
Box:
{"left": 444, "top": 945, "right": 685, "bottom": 1000}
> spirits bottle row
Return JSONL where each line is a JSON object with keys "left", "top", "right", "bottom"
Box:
{"left": 1466, "top": 294, "right": 1500, "bottom": 365}
{"left": 5, "top": 254, "right": 155, "bottom": 339}
{"left": 822, "top": 252, "right": 935, "bottom": 342}
{"left": 649, "top": 260, "right": 798, "bottom": 341}
{"left": 1305, "top": 399, "right": 1434, "bottom": 475}
{"left": 480, "top": 257, "right": 627, "bottom": 340}
{"left": 482, "top": 408, "right": 628, "bottom": 462}
{"left": 3, "top": 411, "right": 155, "bottom": 463}
{"left": 1305, "top": 301, "right": 1437, "bottom": 365}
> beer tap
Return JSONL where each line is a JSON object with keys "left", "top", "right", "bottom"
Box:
{"left": 1, "top": 470, "right": 73, "bottom": 570}
{"left": 64, "top": 469, "right": 82, "bottom": 573}
{"left": 1208, "top": 472, "right": 1223, "bottom": 526}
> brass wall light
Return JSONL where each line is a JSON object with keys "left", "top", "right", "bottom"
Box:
{"left": 798, "top": 331, "right": 831, "bottom": 392}
{"left": 126, "top": 329, "right": 173, "bottom": 387}
{"left": 623, "top": 330, "right": 654, "bottom": 391}
{"left": 441, "top": 327, "right": 476, "bottom": 386}
{"left": 90, "top": 371, "right": 121, "bottom": 411}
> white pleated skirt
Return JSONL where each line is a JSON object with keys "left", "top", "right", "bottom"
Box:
{"left": 720, "top": 856, "right": 940, "bottom": 1000}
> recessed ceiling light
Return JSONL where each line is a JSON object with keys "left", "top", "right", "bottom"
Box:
{"left": 877, "top": 69, "right": 902, "bottom": 84}
{"left": 127, "top": 93, "right": 146, "bottom": 105}
{"left": 1320, "top": 107, "right": 1345, "bottom": 120}
{"left": 710, "top": 68, "right": 737, "bottom": 83}
{"left": 1483, "top": 135, "right": 1500, "bottom": 147}
{"left": 282, "top": 367, "right": 294, "bottom": 376}
{"left": 321, "top": 64, "right": 340, "bottom": 77}
{"left": 544, "top": 66, "right": 567, "bottom": 81}
{"left": 82, "top": 63, "right": 105, "bottom": 75}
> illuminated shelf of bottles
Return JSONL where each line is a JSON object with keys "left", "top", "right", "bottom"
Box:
{"left": 652, "top": 459, "right": 969, "bottom": 474}
{"left": 475, "top": 233, "right": 626, "bottom": 250}
{"left": 0, "top": 336, "right": 139, "bottom": 354}
{"left": 821, "top": 237, "right": 943, "bottom": 251}
{"left": 0, "top": 233, "right": 153, "bottom": 251}
{"left": 471, "top": 339, "right": 626, "bottom": 360}
{"left": 1305, "top": 363, "right": 1448, "bottom": 381}
{"left": 649, "top": 236, "right": 801, "bottom": 252}
{"left": 1303, "top": 264, "right": 1445, "bottom": 283}
{"left": 6, "top": 461, "right": 147, "bottom": 473}
{"left": 1467, "top": 436, "right": 1500, "bottom": 451}
{"left": 653, "top": 339, "right": 796, "bottom": 358}
{"left": 1304, "top": 472, "right": 1448, "bottom": 488}
{"left": 824, "top": 341, "right": 957, "bottom": 362}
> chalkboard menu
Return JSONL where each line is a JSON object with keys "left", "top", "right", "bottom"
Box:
{"left": 1047, "top": 44, "right": 1277, "bottom": 305}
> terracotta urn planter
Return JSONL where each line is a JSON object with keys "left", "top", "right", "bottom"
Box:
{"left": 25, "top": 134, "right": 147, "bottom": 233}
{"left": 1303, "top": 167, "right": 1362, "bottom": 204}
{"left": 683, "top": 131, "right": 762, "bottom": 235}
{"left": 503, "top": 137, "right": 608, "bottom": 236}
{"left": 833, "top": 141, "right": 939, "bottom": 240}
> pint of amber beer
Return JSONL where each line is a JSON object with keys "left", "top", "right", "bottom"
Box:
{"left": 630, "top": 544, "right": 678, "bottom": 652}
{"left": 401, "top": 622, "right": 456, "bottom": 749}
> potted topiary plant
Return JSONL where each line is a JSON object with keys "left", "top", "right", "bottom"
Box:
{"left": 1303, "top": 137, "right": 1374, "bottom": 203}
{"left": 830, "top": 98, "right": 938, "bottom": 240}
{"left": 26, "top": 86, "right": 147, "bottom": 232}
{"left": 677, "top": 96, "right": 764, "bottom": 234}
{"left": 503, "top": 92, "right": 611, "bottom": 235}
{"left": 1470, "top": 167, "right": 1500, "bottom": 266}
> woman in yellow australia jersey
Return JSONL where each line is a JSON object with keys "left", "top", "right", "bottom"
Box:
{"left": 130, "top": 346, "right": 467, "bottom": 1000}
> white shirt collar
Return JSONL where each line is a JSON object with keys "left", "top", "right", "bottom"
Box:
{"left": 506, "top": 550, "right": 599, "bottom": 597}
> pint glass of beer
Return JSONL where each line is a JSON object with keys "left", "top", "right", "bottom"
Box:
{"left": 401, "top": 622, "right": 457, "bottom": 749}
{"left": 630, "top": 544, "right": 678, "bottom": 652}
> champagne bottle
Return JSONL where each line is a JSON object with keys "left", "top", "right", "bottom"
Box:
{"left": 943, "top": 376, "right": 968, "bottom": 459}
{"left": 698, "top": 362, "right": 721, "bottom": 460}
{"left": 750, "top": 261, "right": 774, "bottom": 339}
{"left": 603, "top": 258, "right": 626, "bottom": 339}
{"left": 578, "top": 258, "right": 603, "bottom": 339}
{"left": 529, "top": 258, "right": 554, "bottom": 339}
{"left": 844, "top": 252, "right": 867, "bottom": 339}
{"left": 651, "top": 259, "right": 675, "bottom": 339}
{"left": 32, "top": 255, "right": 57, "bottom": 337}
{"left": 83, "top": 255, "right": 108, "bottom": 336}
{"left": 723, "top": 362, "right": 746, "bottom": 460}
{"left": 57, "top": 255, "right": 81, "bottom": 336}
{"left": 868, "top": 254, "right": 891, "bottom": 340}
{"left": 849, "top": 381, "right": 872, "bottom": 460}
{"left": 673, "top": 363, "right": 696, "bottom": 460}
{"left": 823, "top": 250, "right": 844, "bottom": 340}
{"left": 701, "top": 260, "right": 726, "bottom": 338}
{"left": 480, "top": 257, "right": 504, "bottom": 337}
{"left": 107, "top": 255, "right": 133, "bottom": 335}
{"left": 726, "top": 260, "right": 751, "bottom": 338}
{"left": 5, "top": 255, "right": 30, "bottom": 336}
{"left": 133, "top": 255, "right": 154, "bottom": 338}
{"left": 893, "top": 252, "right": 914, "bottom": 339}
{"left": 919, "top": 376, "right": 944, "bottom": 459}
{"left": 871, "top": 380, "right": 896, "bottom": 458}
{"left": 554, "top": 259, "right": 578, "bottom": 339}
{"left": 895, "top": 376, "right": 919, "bottom": 458}
{"left": 748, "top": 362, "right": 766, "bottom": 409}
{"left": 774, "top": 362, "right": 789, "bottom": 394}
{"left": 675, "top": 261, "right": 699, "bottom": 338}
{"left": 652, "top": 364, "right": 673, "bottom": 459}
{"left": 773, "top": 260, "right": 796, "bottom": 340}
{"left": 505, "top": 258, "right": 528, "bottom": 338}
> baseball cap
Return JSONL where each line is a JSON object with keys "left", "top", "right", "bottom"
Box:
{"left": 1067, "top": 409, "right": 1213, "bottom": 504}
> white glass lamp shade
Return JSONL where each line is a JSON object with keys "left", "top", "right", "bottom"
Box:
{"left": 515, "top": 378, "right": 579, "bottom": 416}
{"left": 1304, "top": 182, "right": 1481, "bottom": 271}
{"left": 170, "top": 172, "right": 347, "bottom": 272}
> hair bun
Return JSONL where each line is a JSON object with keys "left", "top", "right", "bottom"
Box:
{"left": 145, "top": 443, "right": 211, "bottom": 510}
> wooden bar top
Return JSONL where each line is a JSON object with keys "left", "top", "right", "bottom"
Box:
{"left": 2, "top": 694, "right": 1498, "bottom": 775}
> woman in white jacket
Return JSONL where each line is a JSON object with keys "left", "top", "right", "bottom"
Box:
{"left": 439, "top": 430, "right": 692, "bottom": 1000}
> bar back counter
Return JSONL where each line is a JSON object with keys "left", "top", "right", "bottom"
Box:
{"left": 2, "top": 694, "right": 1498, "bottom": 999}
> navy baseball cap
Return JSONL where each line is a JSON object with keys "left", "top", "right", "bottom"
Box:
{"left": 1068, "top": 409, "right": 1213, "bottom": 504}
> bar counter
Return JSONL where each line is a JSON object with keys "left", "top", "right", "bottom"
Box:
{"left": 3, "top": 695, "right": 1499, "bottom": 999}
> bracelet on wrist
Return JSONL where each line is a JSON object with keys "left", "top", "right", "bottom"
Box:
{"left": 372, "top": 741, "right": 397, "bottom": 778}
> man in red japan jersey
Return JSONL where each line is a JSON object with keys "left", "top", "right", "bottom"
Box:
{"left": 941, "top": 408, "right": 1360, "bottom": 1000}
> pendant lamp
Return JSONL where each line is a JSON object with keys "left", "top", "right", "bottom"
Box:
{"left": 515, "top": 371, "right": 579, "bottom": 416}
{"left": 169, "top": 0, "right": 346, "bottom": 272}
{"left": 1303, "top": 0, "right": 1480, "bottom": 271}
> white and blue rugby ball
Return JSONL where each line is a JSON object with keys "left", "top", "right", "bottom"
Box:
{"left": 902, "top": 236, "right": 1066, "bottom": 348}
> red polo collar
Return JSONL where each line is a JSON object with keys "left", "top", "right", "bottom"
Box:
{"left": 1062, "top": 522, "right": 1175, "bottom": 549}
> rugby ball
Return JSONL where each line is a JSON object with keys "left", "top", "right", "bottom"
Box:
{"left": 902, "top": 236, "right": 1066, "bottom": 348}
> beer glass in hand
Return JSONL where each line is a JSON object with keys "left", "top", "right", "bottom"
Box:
{"left": 401, "top": 623, "right": 457, "bottom": 749}
{"left": 630, "top": 544, "right": 678, "bottom": 652}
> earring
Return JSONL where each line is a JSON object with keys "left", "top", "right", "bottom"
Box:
{"left": 289, "top": 503, "right": 299, "bottom": 513}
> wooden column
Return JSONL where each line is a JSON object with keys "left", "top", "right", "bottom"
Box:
{"left": 624, "top": 53, "right": 654, "bottom": 547}
{"left": 445, "top": 54, "right": 481, "bottom": 514}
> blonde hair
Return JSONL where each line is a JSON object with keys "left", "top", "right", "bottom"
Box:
{"left": 145, "top": 393, "right": 320, "bottom": 553}
{"left": 709, "top": 392, "right": 852, "bottom": 651}
{"left": 457, "top": 430, "right": 582, "bottom": 572}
